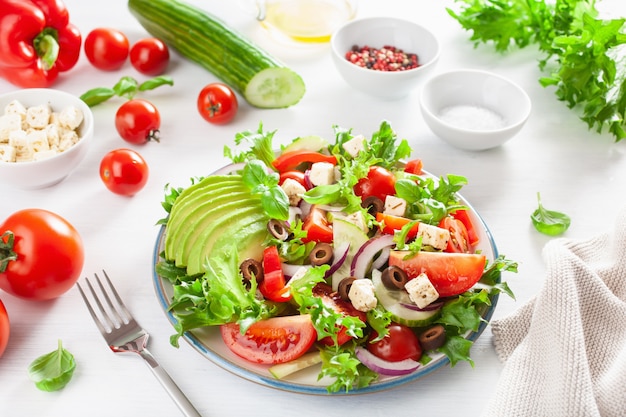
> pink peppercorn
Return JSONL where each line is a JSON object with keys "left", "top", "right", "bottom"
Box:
{"left": 345, "top": 45, "right": 419, "bottom": 71}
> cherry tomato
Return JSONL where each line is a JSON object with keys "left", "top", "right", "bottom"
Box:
{"left": 0, "top": 299, "right": 9, "bottom": 357}
{"left": 451, "top": 209, "right": 480, "bottom": 246}
{"left": 197, "top": 83, "right": 238, "bottom": 125}
{"left": 99, "top": 149, "right": 149, "bottom": 196}
{"left": 438, "top": 216, "right": 471, "bottom": 253}
{"left": 220, "top": 315, "right": 316, "bottom": 364}
{"left": 312, "top": 282, "right": 367, "bottom": 346}
{"left": 115, "top": 99, "right": 161, "bottom": 144}
{"left": 389, "top": 251, "right": 486, "bottom": 297}
{"left": 259, "top": 246, "right": 291, "bottom": 302}
{"left": 368, "top": 323, "right": 422, "bottom": 362}
{"left": 84, "top": 28, "right": 129, "bottom": 71}
{"left": 129, "top": 38, "right": 170, "bottom": 76}
{"left": 354, "top": 166, "right": 397, "bottom": 202}
{"left": 302, "top": 205, "right": 333, "bottom": 243}
{"left": 0, "top": 209, "right": 84, "bottom": 300}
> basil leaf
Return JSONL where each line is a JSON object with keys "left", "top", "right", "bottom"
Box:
{"left": 113, "top": 76, "right": 139, "bottom": 98}
{"left": 79, "top": 87, "right": 116, "bottom": 107}
{"left": 262, "top": 186, "right": 289, "bottom": 220}
{"left": 139, "top": 75, "right": 174, "bottom": 91}
{"left": 531, "top": 192, "right": 571, "bottom": 236}
{"left": 28, "top": 340, "right": 76, "bottom": 392}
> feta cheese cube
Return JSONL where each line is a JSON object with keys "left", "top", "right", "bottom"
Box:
{"left": 405, "top": 273, "right": 439, "bottom": 309}
{"left": 45, "top": 123, "right": 60, "bottom": 149}
{"left": 308, "top": 161, "right": 336, "bottom": 186}
{"left": 32, "top": 149, "right": 57, "bottom": 161}
{"left": 58, "top": 129, "right": 79, "bottom": 151}
{"left": 383, "top": 195, "right": 407, "bottom": 217}
{"left": 342, "top": 134, "right": 365, "bottom": 158}
{"left": 25, "top": 104, "right": 51, "bottom": 129}
{"left": 416, "top": 223, "right": 450, "bottom": 251}
{"left": 8, "top": 129, "right": 31, "bottom": 160}
{"left": 348, "top": 279, "right": 377, "bottom": 312}
{"left": 280, "top": 178, "right": 306, "bottom": 206}
{"left": 0, "top": 144, "right": 16, "bottom": 162}
{"left": 0, "top": 113, "right": 22, "bottom": 142}
{"left": 26, "top": 129, "right": 50, "bottom": 153}
{"left": 58, "top": 106, "right": 83, "bottom": 130}
{"left": 4, "top": 100, "right": 27, "bottom": 120}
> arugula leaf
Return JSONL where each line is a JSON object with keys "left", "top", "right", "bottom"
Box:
{"left": 224, "top": 122, "right": 276, "bottom": 167}
{"left": 28, "top": 340, "right": 76, "bottom": 392}
{"left": 168, "top": 244, "right": 276, "bottom": 346}
{"left": 367, "top": 120, "right": 412, "bottom": 168}
{"left": 448, "top": 0, "right": 626, "bottom": 141}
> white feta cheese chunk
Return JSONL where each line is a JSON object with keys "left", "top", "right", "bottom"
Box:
{"left": 8, "top": 129, "right": 31, "bottom": 160}
{"left": 342, "top": 134, "right": 366, "bottom": 158}
{"left": 348, "top": 279, "right": 377, "bottom": 312}
{"left": 25, "top": 104, "right": 51, "bottom": 129}
{"left": 32, "top": 149, "right": 58, "bottom": 161}
{"left": 4, "top": 100, "right": 27, "bottom": 120}
{"left": 383, "top": 195, "right": 407, "bottom": 217}
{"left": 44, "top": 123, "right": 60, "bottom": 149}
{"left": 280, "top": 178, "right": 306, "bottom": 206}
{"left": 416, "top": 223, "right": 450, "bottom": 251}
{"left": 0, "top": 113, "right": 22, "bottom": 142}
{"left": 308, "top": 161, "right": 336, "bottom": 186}
{"left": 58, "top": 106, "right": 83, "bottom": 130}
{"left": 405, "top": 273, "right": 439, "bottom": 309}
{"left": 0, "top": 144, "right": 17, "bottom": 162}
{"left": 26, "top": 129, "right": 50, "bottom": 153}
{"left": 58, "top": 129, "right": 79, "bottom": 151}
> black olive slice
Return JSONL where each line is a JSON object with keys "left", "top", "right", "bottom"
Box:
{"left": 338, "top": 277, "right": 356, "bottom": 301}
{"left": 361, "top": 195, "right": 384, "bottom": 216}
{"left": 309, "top": 242, "right": 334, "bottom": 266}
{"left": 418, "top": 325, "right": 446, "bottom": 351}
{"left": 267, "top": 219, "right": 289, "bottom": 240}
{"left": 381, "top": 265, "right": 408, "bottom": 290}
{"left": 240, "top": 258, "right": 264, "bottom": 285}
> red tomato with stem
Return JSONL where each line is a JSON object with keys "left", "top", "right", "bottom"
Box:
{"left": 220, "top": 315, "right": 316, "bottom": 364}
{"left": 0, "top": 209, "right": 84, "bottom": 300}
{"left": 115, "top": 99, "right": 161, "bottom": 145}
{"left": 84, "top": 28, "right": 129, "bottom": 71}
{"left": 368, "top": 323, "right": 422, "bottom": 362}
{"left": 0, "top": 299, "right": 9, "bottom": 357}
{"left": 197, "top": 83, "right": 238, "bottom": 125}
{"left": 99, "top": 149, "right": 149, "bottom": 196}
{"left": 389, "top": 250, "right": 486, "bottom": 297}
{"left": 354, "top": 166, "right": 397, "bottom": 202}
{"left": 439, "top": 216, "right": 471, "bottom": 253}
{"left": 129, "top": 38, "right": 170, "bottom": 76}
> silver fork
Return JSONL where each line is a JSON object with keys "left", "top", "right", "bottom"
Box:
{"left": 77, "top": 270, "right": 202, "bottom": 417}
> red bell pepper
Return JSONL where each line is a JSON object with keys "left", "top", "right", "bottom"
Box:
{"left": 0, "top": 0, "right": 81, "bottom": 88}
{"left": 271, "top": 151, "right": 337, "bottom": 173}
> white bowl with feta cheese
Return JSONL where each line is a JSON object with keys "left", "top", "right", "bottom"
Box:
{"left": 0, "top": 88, "right": 94, "bottom": 188}
{"left": 419, "top": 69, "right": 531, "bottom": 151}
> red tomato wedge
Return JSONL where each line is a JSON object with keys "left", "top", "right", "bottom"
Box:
{"left": 354, "top": 166, "right": 396, "bottom": 202}
{"left": 404, "top": 159, "right": 423, "bottom": 175}
{"left": 451, "top": 209, "right": 480, "bottom": 246}
{"left": 302, "top": 205, "right": 333, "bottom": 243}
{"left": 312, "top": 283, "right": 367, "bottom": 346}
{"left": 271, "top": 151, "right": 337, "bottom": 173}
{"left": 260, "top": 246, "right": 291, "bottom": 302}
{"left": 376, "top": 212, "right": 419, "bottom": 239}
{"left": 438, "top": 216, "right": 471, "bottom": 253}
{"left": 389, "top": 251, "right": 486, "bottom": 297}
{"left": 220, "top": 315, "right": 317, "bottom": 364}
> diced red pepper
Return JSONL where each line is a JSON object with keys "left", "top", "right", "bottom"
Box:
{"left": 271, "top": 151, "right": 337, "bottom": 173}
{"left": 376, "top": 212, "right": 419, "bottom": 239}
{"left": 260, "top": 246, "right": 291, "bottom": 302}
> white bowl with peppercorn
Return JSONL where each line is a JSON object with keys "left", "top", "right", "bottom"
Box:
{"left": 330, "top": 16, "right": 440, "bottom": 100}
{"left": 419, "top": 69, "right": 532, "bottom": 151}
{"left": 0, "top": 88, "right": 94, "bottom": 189}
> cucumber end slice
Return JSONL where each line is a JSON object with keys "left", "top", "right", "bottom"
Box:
{"left": 245, "top": 67, "right": 306, "bottom": 108}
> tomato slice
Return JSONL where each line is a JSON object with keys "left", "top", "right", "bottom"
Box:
{"left": 220, "top": 315, "right": 317, "bottom": 364}
{"left": 438, "top": 216, "right": 471, "bottom": 253}
{"left": 260, "top": 246, "right": 291, "bottom": 302}
{"left": 279, "top": 170, "right": 307, "bottom": 188}
{"left": 302, "top": 205, "right": 333, "bottom": 243}
{"left": 354, "top": 166, "right": 397, "bottom": 202}
{"left": 312, "top": 283, "right": 367, "bottom": 346}
{"left": 376, "top": 212, "right": 419, "bottom": 239}
{"left": 388, "top": 250, "right": 486, "bottom": 297}
{"left": 404, "top": 159, "right": 423, "bottom": 175}
{"left": 272, "top": 151, "right": 337, "bottom": 173}
{"left": 451, "top": 209, "right": 480, "bottom": 246}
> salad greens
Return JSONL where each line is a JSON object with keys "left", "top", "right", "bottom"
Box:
{"left": 28, "top": 340, "right": 76, "bottom": 392}
{"left": 531, "top": 192, "right": 572, "bottom": 236}
{"left": 448, "top": 0, "right": 626, "bottom": 141}
{"left": 157, "top": 121, "right": 518, "bottom": 393}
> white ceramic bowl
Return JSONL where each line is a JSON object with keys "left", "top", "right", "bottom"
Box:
{"left": 419, "top": 69, "right": 531, "bottom": 151}
{"left": 0, "top": 88, "right": 94, "bottom": 188}
{"left": 330, "top": 17, "right": 440, "bottom": 100}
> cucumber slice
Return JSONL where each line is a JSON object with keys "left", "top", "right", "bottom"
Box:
{"left": 129, "top": 0, "right": 305, "bottom": 108}
{"left": 331, "top": 218, "right": 369, "bottom": 291}
{"left": 372, "top": 270, "right": 441, "bottom": 327}
{"left": 269, "top": 351, "right": 322, "bottom": 379}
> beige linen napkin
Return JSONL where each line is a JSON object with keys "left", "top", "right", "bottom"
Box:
{"left": 482, "top": 209, "right": 626, "bottom": 417}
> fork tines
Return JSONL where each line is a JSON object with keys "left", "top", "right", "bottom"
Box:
{"left": 76, "top": 270, "right": 132, "bottom": 334}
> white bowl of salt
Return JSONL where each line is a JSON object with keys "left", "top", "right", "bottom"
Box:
{"left": 419, "top": 69, "right": 531, "bottom": 151}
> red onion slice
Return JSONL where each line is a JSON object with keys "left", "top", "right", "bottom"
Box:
{"left": 324, "top": 241, "right": 350, "bottom": 278}
{"left": 355, "top": 347, "right": 420, "bottom": 376}
{"left": 371, "top": 246, "right": 390, "bottom": 271}
{"left": 282, "top": 263, "right": 311, "bottom": 278}
{"left": 350, "top": 234, "right": 396, "bottom": 279}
